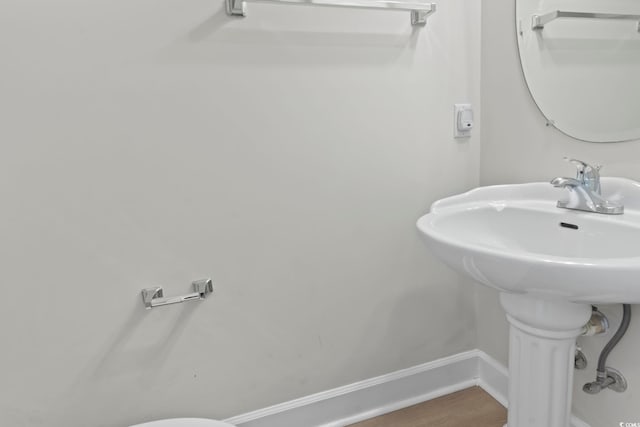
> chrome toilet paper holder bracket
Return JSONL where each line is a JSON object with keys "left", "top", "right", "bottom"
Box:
{"left": 141, "top": 279, "right": 213, "bottom": 310}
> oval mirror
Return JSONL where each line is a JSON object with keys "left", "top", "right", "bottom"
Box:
{"left": 516, "top": 0, "right": 640, "bottom": 142}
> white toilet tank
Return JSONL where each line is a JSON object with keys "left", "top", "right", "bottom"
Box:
{"left": 130, "top": 418, "right": 235, "bottom": 427}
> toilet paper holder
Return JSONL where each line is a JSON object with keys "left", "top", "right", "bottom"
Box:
{"left": 141, "top": 279, "right": 213, "bottom": 310}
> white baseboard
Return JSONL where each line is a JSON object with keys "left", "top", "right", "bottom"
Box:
{"left": 476, "top": 350, "right": 509, "bottom": 408}
{"left": 223, "top": 349, "right": 590, "bottom": 427}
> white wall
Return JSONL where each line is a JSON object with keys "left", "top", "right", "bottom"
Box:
{"left": 480, "top": 1, "right": 640, "bottom": 425}
{"left": 0, "top": 1, "right": 481, "bottom": 426}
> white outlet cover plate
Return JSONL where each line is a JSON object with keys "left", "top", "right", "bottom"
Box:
{"left": 454, "top": 104, "right": 473, "bottom": 138}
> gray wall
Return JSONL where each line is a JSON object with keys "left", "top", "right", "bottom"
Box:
{"left": 480, "top": 1, "right": 640, "bottom": 425}
{"left": 0, "top": 1, "right": 481, "bottom": 426}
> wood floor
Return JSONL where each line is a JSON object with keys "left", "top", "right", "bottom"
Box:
{"left": 348, "top": 387, "right": 507, "bottom": 427}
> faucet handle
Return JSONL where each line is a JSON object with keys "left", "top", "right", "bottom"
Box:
{"left": 564, "top": 157, "right": 601, "bottom": 173}
{"left": 564, "top": 157, "right": 602, "bottom": 194}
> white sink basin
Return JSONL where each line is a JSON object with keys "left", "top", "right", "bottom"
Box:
{"left": 417, "top": 177, "right": 640, "bottom": 427}
{"left": 417, "top": 177, "right": 640, "bottom": 304}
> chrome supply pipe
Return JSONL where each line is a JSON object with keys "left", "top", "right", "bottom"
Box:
{"left": 583, "top": 304, "right": 631, "bottom": 394}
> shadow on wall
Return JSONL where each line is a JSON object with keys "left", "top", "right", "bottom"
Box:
{"left": 63, "top": 301, "right": 199, "bottom": 417}
{"left": 156, "top": 5, "right": 423, "bottom": 66}
{"left": 96, "top": 306, "right": 198, "bottom": 383}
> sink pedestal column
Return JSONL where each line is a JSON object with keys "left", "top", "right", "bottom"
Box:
{"left": 500, "top": 293, "right": 592, "bottom": 427}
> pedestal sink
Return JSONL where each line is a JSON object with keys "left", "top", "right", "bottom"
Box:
{"left": 417, "top": 177, "right": 640, "bottom": 427}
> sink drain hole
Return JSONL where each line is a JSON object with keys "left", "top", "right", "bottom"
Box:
{"left": 560, "top": 222, "right": 579, "bottom": 230}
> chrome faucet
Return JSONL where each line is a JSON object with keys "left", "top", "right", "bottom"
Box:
{"left": 551, "top": 158, "right": 624, "bottom": 215}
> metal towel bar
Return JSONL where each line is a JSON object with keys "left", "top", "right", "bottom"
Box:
{"left": 226, "top": 0, "right": 437, "bottom": 26}
{"left": 532, "top": 10, "right": 640, "bottom": 33}
{"left": 141, "top": 279, "right": 214, "bottom": 310}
